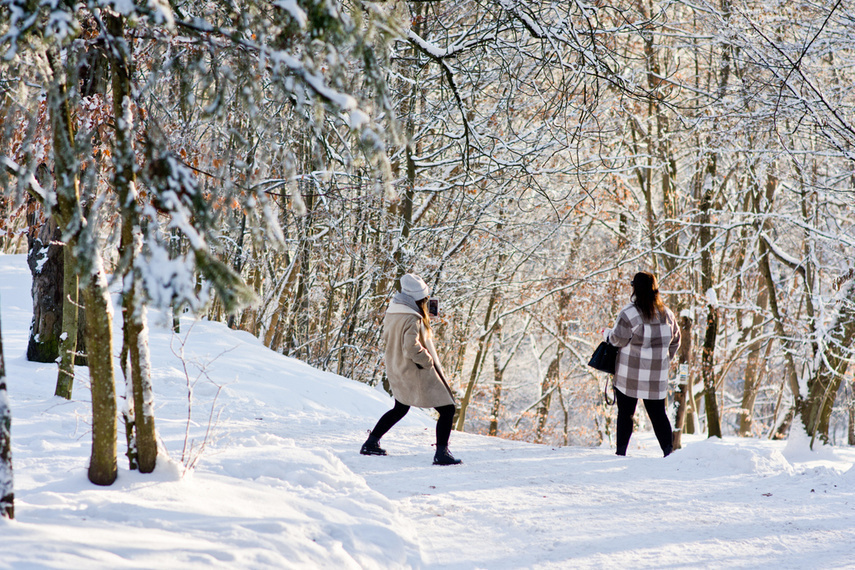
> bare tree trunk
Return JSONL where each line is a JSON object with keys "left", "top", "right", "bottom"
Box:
{"left": 535, "top": 351, "right": 560, "bottom": 443}
{"left": 801, "top": 280, "right": 855, "bottom": 444}
{"left": 120, "top": 323, "right": 138, "bottom": 471}
{"left": 737, "top": 296, "right": 768, "bottom": 437}
{"left": 0, "top": 310, "right": 14, "bottom": 519}
{"left": 848, "top": 394, "right": 855, "bottom": 446}
{"left": 698, "top": 161, "right": 722, "bottom": 438}
{"left": 125, "top": 289, "right": 156, "bottom": 472}
{"left": 26, "top": 216, "right": 63, "bottom": 363}
{"left": 758, "top": 234, "right": 803, "bottom": 419}
{"left": 81, "top": 270, "right": 117, "bottom": 486}
{"left": 44, "top": 44, "right": 87, "bottom": 405}
{"left": 700, "top": 305, "right": 721, "bottom": 438}
{"left": 672, "top": 312, "right": 694, "bottom": 449}
{"left": 488, "top": 318, "right": 504, "bottom": 437}
{"left": 456, "top": 289, "right": 498, "bottom": 432}
{"left": 108, "top": 12, "right": 157, "bottom": 473}
{"left": 55, "top": 243, "right": 79, "bottom": 399}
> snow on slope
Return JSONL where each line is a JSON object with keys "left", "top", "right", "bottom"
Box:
{"left": 1, "top": 254, "right": 854, "bottom": 569}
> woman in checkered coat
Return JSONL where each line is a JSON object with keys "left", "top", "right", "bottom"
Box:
{"left": 606, "top": 272, "right": 681, "bottom": 457}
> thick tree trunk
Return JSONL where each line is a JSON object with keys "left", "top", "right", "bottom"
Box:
{"left": 0, "top": 311, "right": 14, "bottom": 519}
{"left": 82, "top": 271, "right": 118, "bottom": 486}
{"left": 26, "top": 218, "right": 63, "bottom": 363}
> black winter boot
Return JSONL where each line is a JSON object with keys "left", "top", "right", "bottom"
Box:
{"left": 433, "top": 446, "right": 462, "bottom": 466}
{"left": 360, "top": 435, "right": 386, "bottom": 456}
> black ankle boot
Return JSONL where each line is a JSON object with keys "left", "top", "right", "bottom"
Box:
{"left": 433, "top": 446, "right": 462, "bottom": 465}
{"left": 360, "top": 435, "right": 386, "bottom": 456}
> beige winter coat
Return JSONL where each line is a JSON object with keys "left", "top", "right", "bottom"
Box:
{"left": 383, "top": 303, "right": 455, "bottom": 408}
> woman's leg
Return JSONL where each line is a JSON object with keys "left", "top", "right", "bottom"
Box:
{"left": 614, "top": 388, "right": 638, "bottom": 456}
{"left": 370, "top": 400, "right": 410, "bottom": 440}
{"left": 433, "top": 404, "right": 461, "bottom": 465}
{"left": 434, "top": 404, "right": 456, "bottom": 447}
{"left": 642, "top": 398, "right": 673, "bottom": 456}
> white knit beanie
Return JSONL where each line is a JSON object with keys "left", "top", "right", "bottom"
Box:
{"left": 400, "top": 273, "right": 431, "bottom": 300}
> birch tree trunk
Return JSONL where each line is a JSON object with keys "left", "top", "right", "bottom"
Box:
{"left": 488, "top": 318, "right": 504, "bottom": 437}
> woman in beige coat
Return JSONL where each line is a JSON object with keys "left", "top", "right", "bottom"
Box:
{"left": 360, "top": 274, "right": 461, "bottom": 465}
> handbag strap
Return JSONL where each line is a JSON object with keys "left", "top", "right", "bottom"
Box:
{"left": 603, "top": 382, "right": 616, "bottom": 406}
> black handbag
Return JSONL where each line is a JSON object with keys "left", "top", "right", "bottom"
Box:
{"left": 588, "top": 341, "right": 619, "bottom": 375}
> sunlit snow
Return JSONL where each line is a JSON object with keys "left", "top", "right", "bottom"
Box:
{"left": 1, "top": 254, "right": 854, "bottom": 568}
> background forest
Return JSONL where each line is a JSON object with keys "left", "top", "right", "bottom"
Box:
{"left": 1, "top": 0, "right": 854, "bottom": 494}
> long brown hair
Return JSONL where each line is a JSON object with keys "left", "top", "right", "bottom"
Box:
{"left": 416, "top": 297, "right": 432, "bottom": 332}
{"left": 632, "top": 271, "right": 665, "bottom": 320}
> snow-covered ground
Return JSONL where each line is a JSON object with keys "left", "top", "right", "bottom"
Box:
{"left": 1, "top": 253, "right": 854, "bottom": 569}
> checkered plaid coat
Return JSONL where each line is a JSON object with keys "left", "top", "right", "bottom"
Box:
{"left": 607, "top": 304, "right": 681, "bottom": 400}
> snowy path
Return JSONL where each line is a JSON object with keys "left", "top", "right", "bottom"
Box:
{"left": 324, "top": 424, "right": 855, "bottom": 569}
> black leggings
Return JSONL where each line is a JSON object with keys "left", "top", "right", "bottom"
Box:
{"left": 615, "top": 387, "right": 673, "bottom": 456}
{"left": 370, "top": 399, "right": 456, "bottom": 447}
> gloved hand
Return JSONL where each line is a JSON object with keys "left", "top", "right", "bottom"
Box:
{"left": 602, "top": 328, "right": 612, "bottom": 342}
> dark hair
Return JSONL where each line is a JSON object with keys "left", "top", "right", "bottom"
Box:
{"left": 632, "top": 271, "right": 665, "bottom": 320}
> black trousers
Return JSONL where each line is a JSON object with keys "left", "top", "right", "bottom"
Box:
{"left": 370, "top": 399, "right": 456, "bottom": 447}
{"left": 615, "top": 387, "right": 673, "bottom": 456}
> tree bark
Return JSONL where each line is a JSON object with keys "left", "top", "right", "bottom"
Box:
{"left": 488, "top": 318, "right": 504, "bottom": 437}
{"left": 698, "top": 165, "right": 722, "bottom": 438}
{"left": 801, "top": 280, "right": 855, "bottom": 444}
{"left": 672, "top": 312, "right": 694, "bottom": 449}
{"left": 82, "top": 271, "right": 117, "bottom": 486}
{"left": 848, "top": 392, "right": 855, "bottom": 446}
{"left": 26, "top": 217, "right": 63, "bottom": 363}
{"left": 737, "top": 287, "right": 769, "bottom": 437}
{"left": 107, "top": 12, "right": 157, "bottom": 473}
{"left": 535, "top": 351, "right": 560, "bottom": 444}
{"left": 0, "top": 310, "right": 14, "bottom": 519}
{"left": 55, "top": 243, "right": 79, "bottom": 399}
{"left": 456, "top": 288, "right": 497, "bottom": 432}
